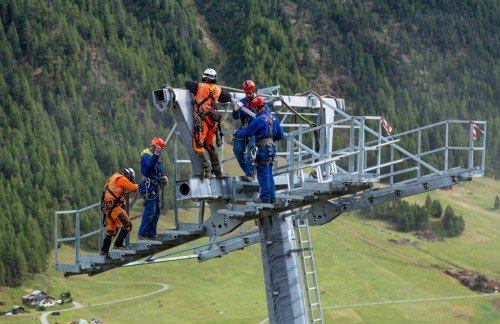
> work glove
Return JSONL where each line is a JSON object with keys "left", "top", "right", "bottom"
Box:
{"left": 160, "top": 176, "right": 168, "bottom": 183}
{"left": 234, "top": 101, "right": 243, "bottom": 111}
{"left": 153, "top": 144, "right": 162, "bottom": 156}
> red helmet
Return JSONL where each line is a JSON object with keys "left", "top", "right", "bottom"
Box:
{"left": 151, "top": 137, "right": 165, "bottom": 149}
{"left": 242, "top": 80, "right": 256, "bottom": 92}
{"left": 251, "top": 96, "right": 266, "bottom": 109}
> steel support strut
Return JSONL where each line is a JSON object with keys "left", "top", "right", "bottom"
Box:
{"left": 258, "top": 213, "right": 308, "bottom": 323}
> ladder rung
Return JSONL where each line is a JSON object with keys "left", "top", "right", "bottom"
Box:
{"left": 297, "top": 219, "right": 323, "bottom": 323}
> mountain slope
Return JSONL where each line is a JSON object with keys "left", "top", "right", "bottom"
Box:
{"left": 1, "top": 179, "right": 499, "bottom": 323}
{"left": 0, "top": 0, "right": 499, "bottom": 288}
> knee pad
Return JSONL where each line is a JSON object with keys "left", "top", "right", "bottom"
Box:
{"left": 125, "top": 222, "right": 132, "bottom": 231}
{"left": 118, "top": 213, "right": 129, "bottom": 226}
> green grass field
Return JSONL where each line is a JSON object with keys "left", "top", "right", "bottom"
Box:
{"left": 1, "top": 177, "right": 500, "bottom": 323}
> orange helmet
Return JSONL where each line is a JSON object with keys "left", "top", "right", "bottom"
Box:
{"left": 242, "top": 80, "right": 255, "bottom": 92}
{"left": 151, "top": 137, "right": 165, "bottom": 149}
{"left": 251, "top": 96, "right": 266, "bottom": 109}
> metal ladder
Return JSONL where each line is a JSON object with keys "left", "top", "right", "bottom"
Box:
{"left": 296, "top": 218, "right": 323, "bottom": 323}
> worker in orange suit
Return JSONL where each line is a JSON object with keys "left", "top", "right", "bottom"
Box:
{"left": 185, "top": 68, "right": 232, "bottom": 178}
{"left": 100, "top": 167, "right": 139, "bottom": 258}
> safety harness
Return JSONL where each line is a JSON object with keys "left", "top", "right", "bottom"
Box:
{"left": 192, "top": 83, "right": 223, "bottom": 148}
{"left": 193, "top": 83, "right": 220, "bottom": 116}
{"left": 194, "top": 84, "right": 214, "bottom": 110}
{"left": 100, "top": 175, "right": 125, "bottom": 226}
{"left": 141, "top": 175, "right": 165, "bottom": 203}
{"left": 241, "top": 100, "right": 255, "bottom": 128}
{"left": 252, "top": 114, "right": 275, "bottom": 166}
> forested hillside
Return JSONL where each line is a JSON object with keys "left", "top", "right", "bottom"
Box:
{"left": 0, "top": 0, "right": 499, "bottom": 287}
{"left": 198, "top": 0, "right": 499, "bottom": 161}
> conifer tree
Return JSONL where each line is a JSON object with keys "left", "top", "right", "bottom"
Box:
{"left": 430, "top": 200, "right": 443, "bottom": 218}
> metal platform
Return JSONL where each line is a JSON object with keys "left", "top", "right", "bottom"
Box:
{"left": 54, "top": 85, "right": 486, "bottom": 323}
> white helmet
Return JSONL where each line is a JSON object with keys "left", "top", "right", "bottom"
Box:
{"left": 202, "top": 68, "right": 217, "bottom": 83}
{"left": 121, "top": 167, "right": 135, "bottom": 182}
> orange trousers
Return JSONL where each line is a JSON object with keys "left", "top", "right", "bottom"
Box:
{"left": 193, "top": 118, "right": 217, "bottom": 153}
{"left": 105, "top": 205, "right": 132, "bottom": 235}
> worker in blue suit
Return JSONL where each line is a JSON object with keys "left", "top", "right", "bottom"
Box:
{"left": 138, "top": 137, "right": 168, "bottom": 240}
{"left": 232, "top": 80, "right": 257, "bottom": 182}
{"left": 234, "top": 97, "right": 285, "bottom": 205}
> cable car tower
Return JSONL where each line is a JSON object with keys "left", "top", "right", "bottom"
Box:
{"left": 54, "top": 85, "right": 486, "bottom": 323}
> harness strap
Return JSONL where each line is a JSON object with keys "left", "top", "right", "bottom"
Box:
{"left": 263, "top": 115, "right": 274, "bottom": 139}
{"left": 196, "top": 92, "right": 213, "bottom": 109}
{"left": 142, "top": 176, "right": 161, "bottom": 186}
{"left": 102, "top": 175, "right": 125, "bottom": 214}
{"left": 255, "top": 138, "right": 273, "bottom": 147}
{"left": 193, "top": 84, "right": 217, "bottom": 113}
{"left": 104, "top": 201, "right": 125, "bottom": 209}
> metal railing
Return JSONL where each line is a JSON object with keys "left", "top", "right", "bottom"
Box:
{"left": 54, "top": 195, "right": 136, "bottom": 272}
{"left": 277, "top": 116, "right": 485, "bottom": 190}
{"left": 54, "top": 202, "right": 102, "bottom": 272}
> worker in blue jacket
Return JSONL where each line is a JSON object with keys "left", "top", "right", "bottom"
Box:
{"left": 234, "top": 97, "right": 285, "bottom": 204}
{"left": 138, "top": 137, "right": 168, "bottom": 240}
{"left": 267, "top": 107, "right": 285, "bottom": 201}
{"left": 232, "top": 80, "right": 257, "bottom": 182}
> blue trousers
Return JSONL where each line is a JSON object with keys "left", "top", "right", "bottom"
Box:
{"left": 138, "top": 191, "right": 160, "bottom": 238}
{"left": 256, "top": 145, "right": 276, "bottom": 203}
{"left": 233, "top": 136, "right": 255, "bottom": 177}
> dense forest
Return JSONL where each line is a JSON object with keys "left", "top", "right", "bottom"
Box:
{"left": 360, "top": 195, "right": 465, "bottom": 236}
{"left": 0, "top": 0, "right": 498, "bottom": 286}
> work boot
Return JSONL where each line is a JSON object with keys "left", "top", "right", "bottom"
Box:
{"left": 207, "top": 150, "right": 221, "bottom": 173}
{"left": 113, "top": 229, "right": 129, "bottom": 249}
{"left": 193, "top": 170, "right": 206, "bottom": 178}
{"left": 99, "top": 251, "right": 112, "bottom": 259}
{"left": 100, "top": 235, "right": 112, "bottom": 258}
{"left": 252, "top": 197, "right": 270, "bottom": 204}
{"left": 212, "top": 168, "right": 223, "bottom": 177}
{"left": 242, "top": 176, "right": 253, "bottom": 182}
